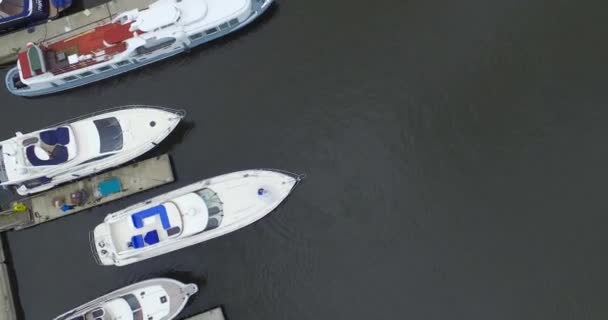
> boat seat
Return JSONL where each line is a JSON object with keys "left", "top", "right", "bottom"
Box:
{"left": 26, "top": 145, "right": 68, "bottom": 166}
{"left": 131, "top": 235, "right": 145, "bottom": 249}
{"left": 144, "top": 230, "right": 160, "bottom": 245}
{"left": 131, "top": 205, "right": 171, "bottom": 230}
{"left": 166, "top": 226, "right": 181, "bottom": 237}
{"left": 40, "top": 127, "right": 70, "bottom": 145}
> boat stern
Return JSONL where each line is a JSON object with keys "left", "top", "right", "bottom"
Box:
{"left": 5, "top": 67, "right": 31, "bottom": 96}
{"left": 90, "top": 222, "right": 117, "bottom": 266}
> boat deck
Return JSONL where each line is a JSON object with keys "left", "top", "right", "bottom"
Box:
{"left": 0, "top": 154, "right": 174, "bottom": 232}
{"left": 18, "top": 21, "right": 140, "bottom": 79}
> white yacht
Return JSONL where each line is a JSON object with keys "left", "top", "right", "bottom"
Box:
{"left": 92, "top": 169, "right": 302, "bottom": 266}
{"left": 53, "top": 278, "right": 198, "bottom": 320}
{"left": 0, "top": 105, "right": 183, "bottom": 195}
{"left": 6, "top": 0, "right": 274, "bottom": 96}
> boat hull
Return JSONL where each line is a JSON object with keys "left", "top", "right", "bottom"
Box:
{"left": 53, "top": 278, "right": 197, "bottom": 320}
{"left": 92, "top": 169, "right": 301, "bottom": 266}
{"left": 6, "top": 0, "right": 274, "bottom": 97}
{"left": 0, "top": 105, "right": 183, "bottom": 195}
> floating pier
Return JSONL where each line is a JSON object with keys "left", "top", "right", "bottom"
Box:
{"left": 0, "top": 154, "right": 174, "bottom": 232}
{"left": 185, "top": 307, "right": 226, "bottom": 320}
{"left": 0, "top": 237, "right": 16, "bottom": 320}
{"left": 0, "top": 0, "right": 157, "bottom": 65}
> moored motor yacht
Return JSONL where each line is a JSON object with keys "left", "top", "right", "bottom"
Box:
{"left": 5, "top": 0, "right": 274, "bottom": 96}
{"left": 92, "top": 169, "right": 302, "bottom": 266}
{"left": 0, "top": 105, "right": 183, "bottom": 195}
{"left": 0, "top": 0, "right": 72, "bottom": 34}
{"left": 53, "top": 278, "right": 197, "bottom": 320}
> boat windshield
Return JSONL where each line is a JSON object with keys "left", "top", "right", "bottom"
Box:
{"left": 94, "top": 117, "right": 123, "bottom": 153}
{"left": 121, "top": 294, "right": 144, "bottom": 320}
{"left": 0, "top": 146, "right": 8, "bottom": 183}
{"left": 0, "top": 0, "right": 26, "bottom": 18}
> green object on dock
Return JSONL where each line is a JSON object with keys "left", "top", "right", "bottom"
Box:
{"left": 12, "top": 203, "right": 27, "bottom": 212}
{"left": 98, "top": 178, "right": 122, "bottom": 197}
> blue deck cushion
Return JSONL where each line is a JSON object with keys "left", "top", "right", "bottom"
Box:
{"left": 131, "top": 235, "right": 145, "bottom": 249}
{"left": 55, "top": 127, "right": 70, "bottom": 145}
{"left": 131, "top": 205, "right": 171, "bottom": 230}
{"left": 26, "top": 145, "right": 68, "bottom": 166}
{"left": 39, "top": 130, "right": 57, "bottom": 145}
{"left": 40, "top": 127, "right": 70, "bottom": 146}
{"left": 144, "top": 230, "right": 160, "bottom": 245}
{"left": 97, "top": 178, "right": 121, "bottom": 197}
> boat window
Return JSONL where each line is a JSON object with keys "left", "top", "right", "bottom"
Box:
{"left": 115, "top": 60, "right": 132, "bottom": 67}
{"left": 219, "top": 22, "right": 229, "bottom": 31}
{"left": 97, "top": 65, "right": 113, "bottom": 72}
{"left": 0, "top": 0, "right": 25, "bottom": 18}
{"left": 189, "top": 32, "right": 203, "bottom": 40}
{"left": 23, "top": 176, "right": 51, "bottom": 188}
{"left": 136, "top": 37, "right": 176, "bottom": 55}
{"left": 0, "top": 149, "right": 8, "bottom": 183}
{"left": 79, "top": 154, "right": 112, "bottom": 165}
{"left": 93, "top": 117, "right": 123, "bottom": 153}
{"left": 91, "top": 308, "right": 104, "bottom": 317}
{"left": 63, "top": 75, "right": 78, "bottom": 82}
{"left": 229, "top": 18, "right": 239, "bottom": 27}
{"left": 205, "top": 27, "right": 218, "bottom": 35}
{"left": 80, "top": 71, "right": 94, "bottom": 77}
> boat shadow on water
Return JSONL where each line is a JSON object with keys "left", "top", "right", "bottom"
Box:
{"left": 135, "top": 119, "right": 195, "bottom": 165}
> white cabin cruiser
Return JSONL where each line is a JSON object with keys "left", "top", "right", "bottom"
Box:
{"left": 53, "top": 278, "right": 198, "bottom": 320}
{"left": 92, "top": 170, "right": 302, "bottom": 266}
{"left": 6, "top": 0, "right": 275, "bottom": 96}
{"left": 0, "top": 106, "right": 183, "bottom": 195}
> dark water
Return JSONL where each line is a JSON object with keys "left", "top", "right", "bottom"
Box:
{"left": 1, "top": 0, "right": 608, "bottom": 319}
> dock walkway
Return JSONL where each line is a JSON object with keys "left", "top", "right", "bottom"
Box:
{"left": 0, "top": 237, "right": 16, "bottom": 320}
{"left": 0, "top": 154, "right": 174, "bottom": 232}
{"left": 0, "top": 0, "right": 156, "bottom": 65}
{"left": 184, "top": 307, "right": 226, "bottom": 320}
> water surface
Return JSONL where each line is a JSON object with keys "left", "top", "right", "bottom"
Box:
{"left": 1, "top": 0, "right": 608, "bottom": 319}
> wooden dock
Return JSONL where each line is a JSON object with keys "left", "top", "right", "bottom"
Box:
{"left": 0, "top": 154, "right": 174, "bottom": 232}
{"left": 0, "top": 236, "right": 16, "bottom": 320}
{"left": 184, "top": 307, "right": 226, "bottom": 320}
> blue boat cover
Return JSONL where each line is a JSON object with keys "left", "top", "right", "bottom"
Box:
{"left": 131, "top": 205, "right": 171, "bottom": 230}
{"left": 144, "top": 230, "right": 160, "bottom": 245}
{"left": 40, "top": 127, "right": 70, "bottom": 145}
{"left": 97, "top": 178, "right": 121, "bottom": 197}
{"left": 131, "top": 235, "right": 145, "bottom": 249}
{"left": 26, "top": 145, "right": 68, "bottom": 166}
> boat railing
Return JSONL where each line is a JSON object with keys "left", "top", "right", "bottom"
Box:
{"left": 89, "top": 230, "right": 105, "bottom": 266}
{"left": 42, "top": 13, "right": 110, "bottom": 45}
{"left": 51, "top": 57, "right": 108, "bottom": 76}
{"left": 43, "top": 105, "right": 186, "bottom": 129}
